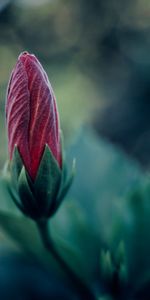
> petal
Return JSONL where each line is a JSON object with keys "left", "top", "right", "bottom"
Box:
{"left": 6, "top": 60, "right": 31, "bottom": 176}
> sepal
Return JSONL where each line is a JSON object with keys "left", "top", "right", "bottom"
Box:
{"left": 2, "top": 160, "right": 24, "bottom": 213}
{"left": 18, "top": 167, "right": 38, "bottom": 218}
{"left": 34, "top": 145, "right": 62, "bottom": 216}
{"left": 51, "top": 158, "right": 76, "bottom": 215}
{"left": 11, "top": 145, "right": 23, "bottom": 188}
{"left": 3, "top": 145, "right": 74, "bottom": 220}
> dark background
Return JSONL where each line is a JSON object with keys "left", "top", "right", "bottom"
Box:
{"left": 0, "top": 2, "right": 150, "bottom": 299}
{"left": 1, "top": 0, "right": 150, "bottom": 167}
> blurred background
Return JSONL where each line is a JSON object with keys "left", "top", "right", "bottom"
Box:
{"left": 1, "top": 0, "right": 150, "bottom": 167}
{"left": 1, "top": 1, "right": 150, "bottom": 299}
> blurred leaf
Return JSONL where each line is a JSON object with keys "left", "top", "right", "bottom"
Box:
{"left": 112, "top": 179, "right": 150, "bottom": 288}
{"left": 0, "top": 212, "right": 56, "bottom": 266}
{"left": 100, "top": 249, "right": 113, "bottom": 281}
{"left": 52, "top": 127, "right": 143, "bottom": 241}
{"left": 0, "top": 211, "right": 84, "bottom": 285}
{"left": 67, "top": 128, "right": 144, "bottom": 242}
{"left": 52, "top": 200, "right": 101, "bottom": 284}
{"left": 115, "top": 241, "right": 125, "bottom": 266}
{"left": 51, "top": 128, "right": 145, "bottom": 286}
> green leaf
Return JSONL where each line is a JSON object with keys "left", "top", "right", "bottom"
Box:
{"left": 0, "top": 211, "right": 84, "bottom": 285}
{"left": 52, "top": 129, "right": 145, "bottom": 286}
{"left": 66, "top": 128, "right": 144, "bottom": 247}
{"left": 119, "top": 263, "right": 127, "bottom": 284}
{"left": 0, "top": 212, "right": 63, "bottom": 273}
{"left": 100, "top": 249, "right": 113, "bottom": 281}
{"left": 50, "top": 227, "right": 86, "bottom": 282}
{"left": 115, "top": 241, "right": 125, "bottom": 266}
{"left": 51, "top": 199, "right": 101, "bottom": 283}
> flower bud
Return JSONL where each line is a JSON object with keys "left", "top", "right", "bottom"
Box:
{"left": 5, "top": 52, "right": 74, "bottom": 220}
{"left": 6, "top": 51, "right": 61, "bottom": 180}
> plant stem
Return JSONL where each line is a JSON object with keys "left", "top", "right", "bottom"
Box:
{"left": 37, "top": 219, "right": 96, "bottom": 300}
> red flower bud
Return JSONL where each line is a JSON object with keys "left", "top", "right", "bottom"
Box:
{"left": 6, "top": 51, "right": 62, "bottom": 180}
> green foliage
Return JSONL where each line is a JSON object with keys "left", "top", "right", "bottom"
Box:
{"left": 0, "top": 211, "right": 80, "bottom": 284}
{"left": 0, "top": 128, "right": 150, "bottom": 298}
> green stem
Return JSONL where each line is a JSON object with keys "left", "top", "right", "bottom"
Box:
{"left": 37, "top": 219, "right": 96, "bottom": 300}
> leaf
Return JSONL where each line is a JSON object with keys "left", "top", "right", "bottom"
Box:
{"left": 51, "top": 199, "right": 102, "bottom": 283}
{"left": 51, "top": 128, "right": 144, "bottom": 283}
{"left": 110, "top": 179, "right": 150, "bottom": 287}
{"left": 115, "top": 241, "right": 125, "bottom": 266}
{"left": 100, "top": 250, "right": 113, "bottom": 280}
{"left": 0, "top": 211, "right": 82, "bottom": 283}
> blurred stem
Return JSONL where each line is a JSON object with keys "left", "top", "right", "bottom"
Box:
{"left": 37, "top": 219, "right": 96, "bottom": 300}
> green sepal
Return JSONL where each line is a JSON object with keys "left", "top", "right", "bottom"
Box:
{"left": 2, "top": 161, "right": 24, "bottom": 213}
{"left": 3, "top": 143, "right": 75, "bottom": 220}
{"left": 18, "top": 167, "right": 39, "bottom": 218}
{"left": 9, "top": 147, "right": 25, "bottom": 211}
{"left": 62, "top": 158, "right": 75, "bottom": 196}
{"left": 34, "top": 145, "right": 62, "bottom": 216}
{"left": 10, "top": 146, "right": 23, "bottom": 188}
{"left": 51, "top": 159, "right": 75, "bottom": 215}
